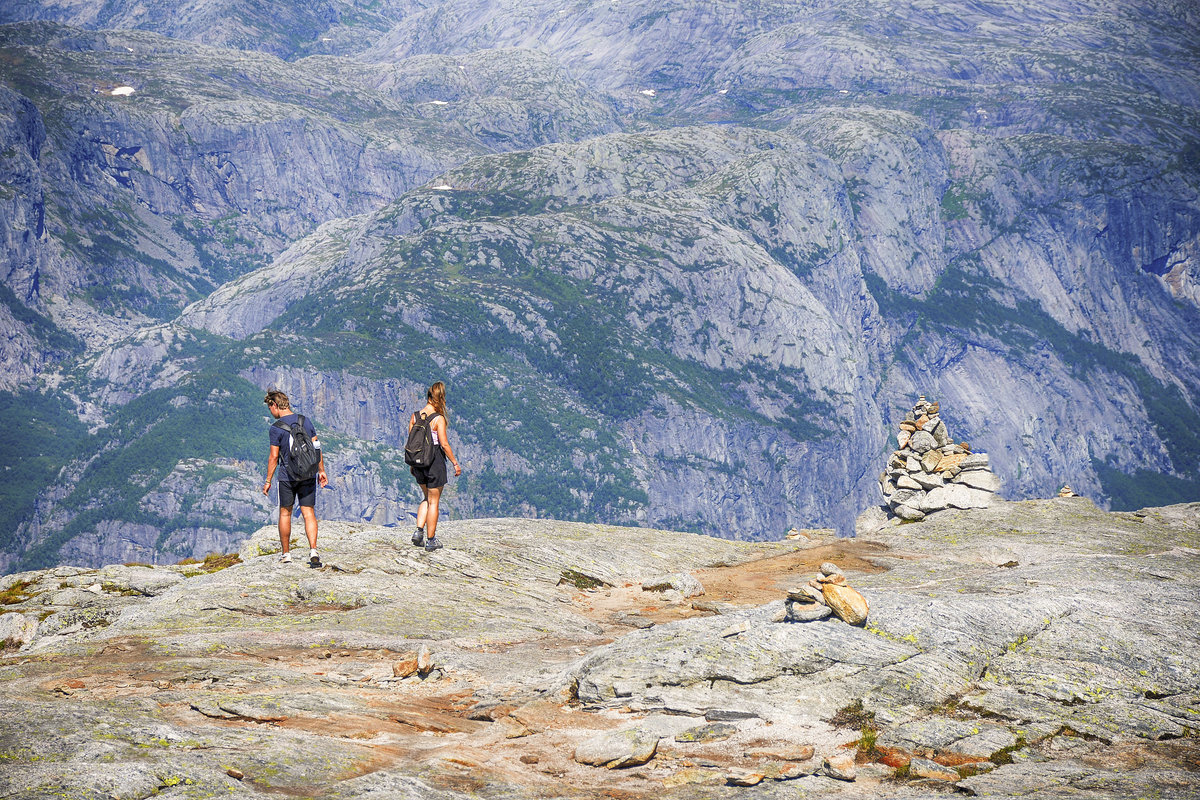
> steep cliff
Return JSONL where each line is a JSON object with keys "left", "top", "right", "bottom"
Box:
{"left": 1, "top": 0, "right": 1199, "bottom": 571}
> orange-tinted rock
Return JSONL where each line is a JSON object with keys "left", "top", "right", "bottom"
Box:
{"left": 393, "top": 655, "right": 419, "bottom": 677}
{"left": 935, "top": 453, "right": 967, "bottom": 472}
{"left": 822, "top": 583, "right": 869, "bottom": 625}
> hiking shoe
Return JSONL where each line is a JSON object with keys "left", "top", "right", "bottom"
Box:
{"left": 309, "top": 553, "right": 322, "bottom": 569}
{"left": 411, "top": 527, "right": 426, "bottom": 547}
{"left": 423, "top": 536, "right": 443, "bottom": 552}
{"left": 279, "top": 553, "right": 292, "bottom": 564}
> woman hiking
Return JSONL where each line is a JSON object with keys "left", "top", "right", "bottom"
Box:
{"left": 408, "top": 381, "right": 461, "bottom": 551}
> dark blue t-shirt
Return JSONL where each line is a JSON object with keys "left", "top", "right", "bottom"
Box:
{"left": 270, "top": 413, "right": 318, "bottom": 481}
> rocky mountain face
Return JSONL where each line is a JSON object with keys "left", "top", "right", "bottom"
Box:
{"left": 1, "top": 0, "right": 1199, "bottom": 571}
{"left": 1, "top": 500, "right": 1198, "bottom": 798}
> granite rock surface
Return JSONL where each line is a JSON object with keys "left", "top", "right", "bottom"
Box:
{"left": 1, "top": 499, "right": 1197, "bottom": 799}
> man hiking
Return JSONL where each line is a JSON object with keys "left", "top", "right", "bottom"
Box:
{"left": 262, "top": 389, "right": 328, "bottom": 567}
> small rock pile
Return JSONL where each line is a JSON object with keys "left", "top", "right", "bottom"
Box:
{"left": 784, "top": 562, "right": 868, "bottom": 625}
{"left": 879, "top": 395, "right": 1000, "bottom": 521}
{"left": 1058, "top": 484, "right": 1078, "bottom": 498}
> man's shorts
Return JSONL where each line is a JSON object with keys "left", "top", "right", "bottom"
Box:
{"left": 279, "top": 477, "right": 317, "bottom": 509}
{"left": 410, "top": 453, "right": 448, "bottom": 489}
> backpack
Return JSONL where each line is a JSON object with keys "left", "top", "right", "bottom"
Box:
{"left": 404, "top": 411, "right": 440, "bottom": 468}
{"left": 274, "top": 414, "right": 320, "bottom": 481}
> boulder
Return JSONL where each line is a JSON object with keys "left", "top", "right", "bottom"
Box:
{"left": 919, "top": 490, "right": 951, "bottom": 513}
{"left": 822, "top": 583, "right": 869, "bottom": 625}
{"left": 575, "top": 727, "right": 660, "bottom": 768}
{"left": 958, "top": 453, "right": 990, "bottom": 470}
{"left": 913, "top": 471, "right": 944, "bottom": 490}
{"left": 0, "top": 612, "right": 38, "bottom": 649}
{"left": 924, "top": 484, "right": 996, "bottom": 510}
{"left": 823, "top": 753, "right": 856, "bottom": 781}
{"left": 893, "top": 504, "right": 926, "bottom": 521}
{"left": 909, "top": 757, "right": 960, "bottom": 781}
{"left": 786, "top": 601, "right": 833, "bottom": 622}
{"left": 954, "top": 469, "right": 1001, "bottom": 492}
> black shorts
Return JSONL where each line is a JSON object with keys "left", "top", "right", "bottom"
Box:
{"left": 411, "top": 451, "right": 448, "bottom": 489}
{"left": 279, "top": 477, "right": 317, "bottom": 508}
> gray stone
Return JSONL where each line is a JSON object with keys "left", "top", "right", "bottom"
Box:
{"left": 922, "top": 483, "right": 996, "bottom": 511}
{"left": 913, "top": 471, "right": 944, "bottom": 490}
{"left": 893, "top": 504, "right": 926, "bottom": 521}
{"left": 958, "top": 453, "right": 990, "bottom": 470}
{"left": 822, "top": 753, "right": 856, "bottom": 781}
{"left": 785, "top": 601, "right": 833, "bottom": 622}
{"left": 931, "top": 419, "right": 951, "bottom": 447}
{"left": 954, "top": 469, "right": 1001, "bottom": 492}
{"left": 895, "top": 474, "right": 922, "bottom": 490}
{"left": 909, "top": 431, "right": 937, "bottom": 454}
{"left": 0, "top": 613, "right": 38, "bottom": 648}
{"left": 855, "top": 505, "right": 890, "bottom": 536}
{"left": 908, "top": 756, "right": 959, "bottom": 781}
{"left": 889, "top": 488, "right": 920, "bottom": 508}
{"left": 675, "top": 722, "right": 738, "bottom": 743}
{"left": 574, "top": 727, "right": 659, "bottom": 768}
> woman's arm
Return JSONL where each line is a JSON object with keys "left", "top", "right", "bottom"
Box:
{"left": 434, "top": 416, "right": 462, "bottom": 476}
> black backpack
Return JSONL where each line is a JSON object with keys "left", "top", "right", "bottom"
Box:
{"left": 404, "top": 411, "right": 440, "bottom": 468}
{"left": 274, "top": 414, "right": 321, "bottom": 481}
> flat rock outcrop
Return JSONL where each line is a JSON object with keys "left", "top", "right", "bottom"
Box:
{"left": 1, "top": 501, "right": 1198, "bottom": 799}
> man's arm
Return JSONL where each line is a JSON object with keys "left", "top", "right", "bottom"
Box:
{"left": 263, "top": 445, "right": 280, "bottom": 495}
{"left": 308, "top": 417, "right": 329, "bottom": 488}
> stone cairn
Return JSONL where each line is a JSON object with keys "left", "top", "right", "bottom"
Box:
{"left": 879, "top": 395, "right": 1000, "bottom": 521}
{"left": 784, "top": 562, "right": 868, "bottom": 626}
{"left": 1058, "top": 484, "right": 1078, "bottom": 498}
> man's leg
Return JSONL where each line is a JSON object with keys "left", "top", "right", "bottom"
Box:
{"left": 299, "top": 506, "right": 319, "bottom": 551}
{"left": 278, "top": 507, "right": 293, "bottom": 553}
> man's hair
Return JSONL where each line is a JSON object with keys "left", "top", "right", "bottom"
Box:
{"left": 264, "top": 389, "right": 290, "bottom": 409}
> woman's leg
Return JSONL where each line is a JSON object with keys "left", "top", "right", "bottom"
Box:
{"left": 425, "top": 486, "right": 442, "bottom": 540}
{"left": 415, "top": 485, "right": 429, "bottom": 529}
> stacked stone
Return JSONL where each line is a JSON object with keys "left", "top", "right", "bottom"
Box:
{"left": 784, "top": 562, "right": 868, "bottom": 625}
{"left": 879, "top": 396, "right": 1000, "bottom": 521}
{"left": 1058, "top": 484, "right": 1078, "bottom": 498}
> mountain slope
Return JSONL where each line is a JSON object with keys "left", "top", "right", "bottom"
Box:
{"left": 1, "top": 0, "right": 1199, "bottom": 571}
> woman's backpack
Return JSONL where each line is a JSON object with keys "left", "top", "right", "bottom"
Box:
{"left": 404, "top": 412, "right": 440, "bottom": 468}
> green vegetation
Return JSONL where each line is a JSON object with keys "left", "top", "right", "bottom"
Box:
{"left": 559, "top": 569, "right": 607, "bottom": 590}
{"left": 0, "top": 579, "right": 37, "bottom": 605}
{"left": 1094, "top": 462, "right": 1200, "bottom": 512}
{"left": 12, "top": 372, "right": 264, "bottom": 573}
{"left": 177, "top": 552, "right": 242, "bottom": 573}
{"left": 0, "top": 284, "right": 83, "bottom": 357}
{"left": 0, "top": 391, "right": 92, "bottom": 546}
